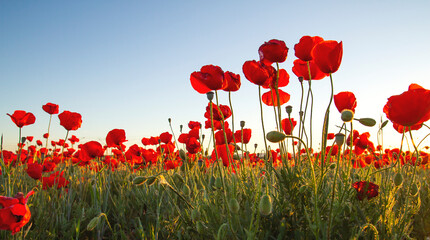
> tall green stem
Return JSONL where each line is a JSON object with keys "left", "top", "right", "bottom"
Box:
{"left": 320, "top": 73, "right": 335, "bottom": 176}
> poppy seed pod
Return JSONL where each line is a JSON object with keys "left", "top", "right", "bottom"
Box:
{"left": 341, "top": 109, "right": 354, "bottom": 122}
{"left": 335, "top": 133, "right": 345, "bottom": 147}
{"left": 259, "top": 194, "right": 272, "bottom": 216}
{"left": 298, "top": 76, "right": 304, "bottom": 83}
{"left": 266, "top": 131, "right": 287, "bottom": 143}
{"left": 285, "top": 105, "right": 293, "bottom": 115}
{"left": 206, "top": 92, "right": 214, "bottom": 101}
{"left": 394, "top": 172, "right": 403, "bottom": 186}
{"left": 240, "top": 121, "right": 245, "bottom": 128}
{"left": 357, "top": 118, "right": 377, "bottom": 127}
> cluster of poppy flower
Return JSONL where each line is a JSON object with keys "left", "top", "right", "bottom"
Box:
{"left": 1, "top": 36, "right": 430, "bottom": 234}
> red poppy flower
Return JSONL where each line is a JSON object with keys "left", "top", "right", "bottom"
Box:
{"left": 7, "top": 110, "right": 36, "bottom": 128}
{"left": 81, "top": 141, "right": 104, "bottom": 159}
{"left": 258, "top": 39, "right": 289, "bottom": 65}
{"left": 262, "top": 89, "right": 290, "bottom": 106}
{"left": 106, "top": 129, "right": 127, "bottom": 148}
{"left": 42, "top": 171, "right": 69, "bottom": 189}
{"left": 223, "top": 71, "right": 241, "bottom": 92}
{"left": 292, "top": 59, "right": 328, "bottom": 80}
{"left": 215, "top": 128, "right": 233, "bottom": 145}
{"left": 234, "top": 128, "right": 252, "bottom": 144}
{"left": 354, "top": 132, "right": 375, "bottom": 155}
{"left": 69, "top": 135, "right": 80, "bottom": 144}
{"left": 383, "top": 84, "right": 430, "bottom": 127}
{"left": 26, "top": 163, "right": 43, "bottom": 180}
{"left": 204, "top": 103, "right": 232, "bottom": 121}
{"left": 211, "top": 144, "right": 235, "bottom": 167}
{"left": 334, "top": 91, "right": 357, "bottom": 113}
{"left": 159, "top": 132, "right": 173, "bottom": 144}
{"left": 265, "top": 69, "right": 290, "bottom": 89}
{"left": 188, "top": 121, "right": 201, "bottom": 129}
{"left": 149, "top": 136, "right": 160, "bottom": 145}
{"left": 327, "top": 133, "right": 335, "bottom": 140}
{"left": 42, "top": 102, "right": 59, "bottom": 115}
{"left": 58, "top": 111, "right": 82, "bottom": 131}
{"left": 204, "top": 119, "right": 228, "bottom": 130}
{"left": 281, "top": 118, "right": 297, "bottom": 135}
{"left": 242, "top": 60, "right": 276, "bottom": 86}
{"left": 0, "top": 191, "right": 34, "bottom": 234}
{"left": 185, "top": 137, "right": 201, "bottom": 154}
{"left": 26, "top": 136, "right": 33, "bottom": 142}
{"left": 311, "top": 40, "right": 343, "bottom": 74}
{"left": 36, "top": 140, "right": 43, "bottom": 146}
{"left": 392, "top": 122, "right": 422, "bottom": 133}
{"left": 352, "top": 181, "right": 379, "bottom": 200}
{"left": 190, "top": 65, "right": 225, "bottom": 94}
{"left": 141, "top": 137, "right": 150, "bottom": 146}
{"left": 294, "top": 36, "right": 324, "bottom": 62}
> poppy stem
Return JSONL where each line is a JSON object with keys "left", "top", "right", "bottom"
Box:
{"left": 45, "top": 114, "right": 52, "bottom": 149}
{"left": 258, "top": 86, "right": 271, "bottom": 172}
{"left": 320, "top": 73, "right": 335, "bottom": 177}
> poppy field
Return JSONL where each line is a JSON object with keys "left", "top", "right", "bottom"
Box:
{"left": 1, "top": 36, "right": 430, "bottom": 239}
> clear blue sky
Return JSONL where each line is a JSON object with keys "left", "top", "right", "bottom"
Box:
{"left": 1, "top": 1, "right": 429, "bottom": 152}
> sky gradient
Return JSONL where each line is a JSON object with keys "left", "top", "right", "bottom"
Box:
{"left": 1, "top": 1, "right": 429, "bottom": 152}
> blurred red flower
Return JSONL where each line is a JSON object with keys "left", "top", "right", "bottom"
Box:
{"left": 0, "top": 191, "right": 34, "bottom": 234}
{"left": 190, "top": 65, "right": 225, "bottom": 94}
{"left": 281, "top": 118, "right": 297, "bottom": 135}
{"left": 383, "top": 84, "right": 430, "bottom": 127}
{"left": 294, "top": 35, "right": 324, "bottom": 62}
{"left": 42, "top": 102, "right": 59, "bottom": 115}
{"left": 42, "top": 171, "right": 69, "bottom": 189}
{"left": 334, "top": 91, "right": 357, "bottom": 113}
{"left": 26, "top": 136, "right": 33, "bottom": 142}
{"left": 223, "top": 71, "right": 241, "bottom": 92}
{"left": 311, "top": 40, "right": 343, "bottom": 74}
{"left": 26, "top": 163, "right": 43, "bottom": 180}
{"left": 7, "top": 110, "right": 36, "bottom": 128}
{"left": 58, "top": 111, "right": 82, "bottom": 131}
{"left": 258, "top": 39, "right": 289, "bottom": 65}
{"left": 352, "top": 181, "right": 379, "bottom": 201}
{"left": 106, "top": 129, "right": 127, "bottom": 148}
{"left": 69, "top": 135, "right": 80, "bottom": 145}
{"left": 292, "top": 59, "right": 328, "bottom": 80}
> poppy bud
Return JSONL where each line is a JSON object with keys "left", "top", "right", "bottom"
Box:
{"left": 179, "top": 149, "right": 187, "bottom": 161}
{"left": 168, "top": 118, "right": 171, "bottom": 123}
{"left": 216, "top": 223, "right": 229, "bottom": 240}
{"left": 180, "top": 125, "right": 183, "bottom": 133}
{"left": 285, "top": 105, "right": 293, "bottom": 115}
{"left": 240, "top": 121, "right": 245, "bottom": 128}
{"left": 394, "top": 172, "right": 403, "bottom": 186}
{"left": 132, "top": 176, "right": 147, "bottom": 185}
{"left": 259, "top": 194, "right": 272, "bottom": 216}
{"left": 298, "top": 76, "right": 304, "bottom": 83}
{"left": 266, "top": 131, "right": 287, "bottom": 143}
{"left": 228, "top": 198, "right": 240, "bottom": 214}
{"left": 341, "top": 109, "right": 354, "bottom": 122}
{"left": 146, "top": 176, "right": 158, "bottom": 186}
{"left": 356, "top": 118, "right": 377, "bottom": 127}
{"left": 206, "top": 91, "right": 214, "bottom": 101}
{"left": 87, "top": 215, "right": 101, "bottom": 231}
{"left": 173, "top": 173, "right": 185, "bottom": 185}
{"left": 254, "top": 144, "right": 258, "bottom": 149}
{"left": 335, "top": 133, "right": 345, "bottom": 147}
{"left": 410, "top": 183, "right": 419, "bottom": 197}
{"left": 329, "top": 163, "right": 336, "bottom": 169}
